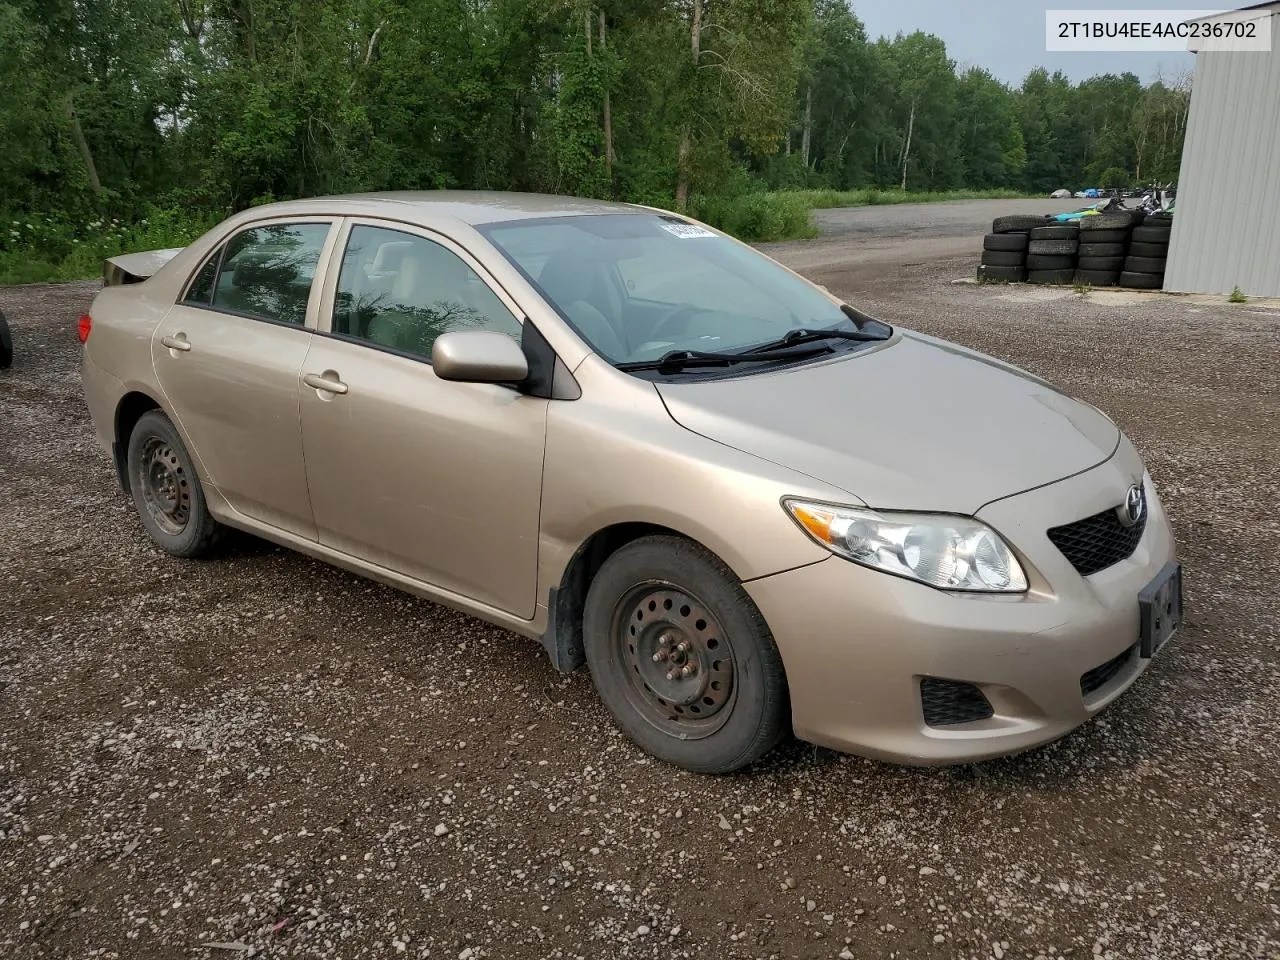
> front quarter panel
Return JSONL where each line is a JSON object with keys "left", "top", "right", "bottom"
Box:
{"left": 538, "top": 359, "right": 848, "bottom": 594}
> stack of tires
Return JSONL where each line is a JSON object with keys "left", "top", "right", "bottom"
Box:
{"left": 1026, "top": 223, "right": 1079, "bottom": 285}
{"left": 1119, "top": 213, "right": 1172, "bottom": 290}
{"left": 978, "top": 215, "right": 1046, "bottom": 282}
{"left": 1074, "top": 213, "right": 1137, "bottom": 287}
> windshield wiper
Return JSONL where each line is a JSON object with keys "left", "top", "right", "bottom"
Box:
{"left": 746, "top": 324, "right": 892, "bottom": 355}
{"left": 616, "top": 343, "right": 833, "bottom": 375}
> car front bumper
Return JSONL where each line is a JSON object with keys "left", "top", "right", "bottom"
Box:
{"left": 743, "top": 451, "right": 1178, "bottom": 765}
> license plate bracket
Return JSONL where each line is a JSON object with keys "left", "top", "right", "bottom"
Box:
{"left": 1139, "top": 561, "right": 1182, "bottom": 658}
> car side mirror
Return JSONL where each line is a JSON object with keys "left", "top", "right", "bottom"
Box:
{"left": 432, "top": 331, "right": 530, "bottom": 384}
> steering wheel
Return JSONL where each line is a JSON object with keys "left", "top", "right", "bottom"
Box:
{"left": 648, "top": 304, "right": 705, "bottom": 343}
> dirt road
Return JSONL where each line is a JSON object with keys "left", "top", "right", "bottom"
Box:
{"left": 2, "top": 202, "right": 1278, "bottom": 960}
{"left": 764, "top": 199, "right": 1081, "bottom": 275}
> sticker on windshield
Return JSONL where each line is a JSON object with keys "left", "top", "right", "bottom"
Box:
{"left": 660, "top": 223, "right": 717, "bottom": 239}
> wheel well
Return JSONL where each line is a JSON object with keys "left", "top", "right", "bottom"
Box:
{"left": 112, "top": 391, "right": 161, "bottom": 492}
{"left": 541, "top": 522, "right": 698, "bottom": 673}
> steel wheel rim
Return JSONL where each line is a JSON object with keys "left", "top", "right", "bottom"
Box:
{"left": 612, "top": 582, "right": 737, "bottom": 740}
{"left": 138, "top": 436, "right": 191, "bottom": 536}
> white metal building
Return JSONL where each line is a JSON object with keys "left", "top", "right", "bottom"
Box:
{"left": 1164, "top": 2, "right": 1280, "bottom": 297}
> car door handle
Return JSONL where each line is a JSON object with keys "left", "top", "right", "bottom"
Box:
{"left": 302, "top": 371, "right": 348, "bottom": 395}
{"left": 160, "top": 334, "right": 191, "bottom": 352}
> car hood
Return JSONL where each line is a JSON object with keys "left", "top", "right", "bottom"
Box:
{"left": 655, "top": 332, "right": 1119, "bottom": 515}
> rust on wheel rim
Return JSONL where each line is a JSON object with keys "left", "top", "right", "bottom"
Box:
{"left": 139, "top": 437, "right": 191, "bottom": 536}
{"left": 614, "top": 584, "right": 735, "bottom": 738}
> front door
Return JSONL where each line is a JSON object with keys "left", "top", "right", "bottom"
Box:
{"left": 298, "top": 221, "right": 547, "bottom": 618}
{"left": 151, "top": 218, "right": 334, "bottom": 539}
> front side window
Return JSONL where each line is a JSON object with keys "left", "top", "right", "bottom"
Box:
{"left": 209, "top": 222, "right": 331, "bottom": 325}
{"left": 481, "top": 214, "right": 852, "bottom": 365}
{"left": 331, "top": 225, "right": 521, "bottom": 360}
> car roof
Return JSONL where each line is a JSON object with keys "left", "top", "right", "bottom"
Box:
{"left": 240, "top": 191, "right": 644, "bottom": 227}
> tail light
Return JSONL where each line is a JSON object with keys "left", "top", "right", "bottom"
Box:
{"left": 77, "top": 313, "right": 92, "bottom": 343}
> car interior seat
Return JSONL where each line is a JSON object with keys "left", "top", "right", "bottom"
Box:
{"left": 536, "top": 251, "right": 626, "bottom": 360}
{"left": 365, "top": 244, "right": 477, "bottom": 355}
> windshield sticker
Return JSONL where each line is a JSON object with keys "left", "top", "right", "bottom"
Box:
{"left": 660, "top": 223, "right": 717, "bottom": 239}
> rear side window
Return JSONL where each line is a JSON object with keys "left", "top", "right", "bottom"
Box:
{"left": 208, "top": 223, "right": 330, "bottom": 325}
{"left": 183, "top": 248, "right": 221, "bottom": 305}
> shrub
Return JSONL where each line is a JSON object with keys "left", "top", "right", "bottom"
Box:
{"left": 0, "top": 205, "right": 218, "bottom": 285}
{"left": 689, "top": 192, "right": 817, "bottom": 242}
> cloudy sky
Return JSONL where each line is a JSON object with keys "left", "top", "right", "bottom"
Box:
{"left": 852, "top": 0, "right": 1215, "bottom": 84}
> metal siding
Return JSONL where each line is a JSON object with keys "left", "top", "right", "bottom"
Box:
{"left": 1165, "top": 11, "right": 1280, "bottom": 297}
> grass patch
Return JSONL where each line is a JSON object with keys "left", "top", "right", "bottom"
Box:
{"left": 1228, "top": 285, "right": 1247, "bottom": 304}
{"left": 786, "top": 187, "right": 1033, "bottom": 210}
{"left": 3, "top": 187, "right": 1043, "bottom": 281}
{"left": 693, "top": 187, "right": 1039, "bottom": 242}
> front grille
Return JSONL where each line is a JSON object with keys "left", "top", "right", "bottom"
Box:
{"left": 1047, "top": 501, "right": 1147, "bottom": 576}
{"left": 1080, "top": 644, "right": 1136, "bottom": 697}
{"left": 920, "top": 678, "right": 993, "bottom": 727}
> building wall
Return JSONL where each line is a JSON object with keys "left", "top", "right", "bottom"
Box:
{"left": 1165, "top": 10, "right": 1280, "bottom": 297}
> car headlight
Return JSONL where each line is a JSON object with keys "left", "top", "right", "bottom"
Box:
{"left": 783, "top": 499, "right": 1028, "bottom": 593}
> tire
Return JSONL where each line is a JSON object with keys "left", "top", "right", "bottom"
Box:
{"left": 1077, "top": 256, "right": 1124, "bottom": 272}
{"left": 1078, "top": 214, "right": 1134, "bottom": 232}
{"left": 0, "top": 310, "right": 11, "bottom": 370}
{"left": 980, "top": 250, "right": 1025, "bottom": 267}
{"left": 976, "top": 264, "right": 1026, "bottom": 283}
{"left": 1124, "top": 256, "right": 1167, "bottom": 274}
{"left": 1081, "top": 228, "right": 1128, "bottom": 244}
{"left": 1027, "top": 268, "right": 1076, "bottom": 285}
{"left": 1128, "top": 241, "right": 1169, "bottom": 258}
{"left": 126, "top": 410, "right": 223, "bottom": 558}
{"left": 582, "top": 535, "right": 788, "bottom": 774}
{"left": 1028, "top": 225, "right": 1078, "bottom": 240}
{"left": 1078, "top": 242, "right": 1125, "bottom": 259}
{"left": 1119, "top": 271, "right": 1164, "bottom": 290}
{"left": 992, "top": 214, "right": 1047, "bottom": 233}
{"left": 1028, "top": 239, "right": 1078, "bottom": 256}
{"left": 1074, "top": 269, "right": 1120, "bottom": 286}
{"left": 1132, "top": 225, "right": 1172, "bottom": 243}
{"left": 983, "top": 232, "right": 1028, "bottom": 252}
{"left": 1026, "top": 254, "right": 1075, "bottom": 271}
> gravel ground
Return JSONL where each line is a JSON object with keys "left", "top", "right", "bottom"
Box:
{"left": 2, "top": 217, "right": 1279, "bottom": 960}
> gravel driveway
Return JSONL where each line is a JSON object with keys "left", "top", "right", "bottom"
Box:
{"left": 2, "top": 210, "right": 1278, "bottom": 960}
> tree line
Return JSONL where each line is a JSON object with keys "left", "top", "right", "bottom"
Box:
{"left": 0, "top": 0, "right": 1191, "bottom": 228}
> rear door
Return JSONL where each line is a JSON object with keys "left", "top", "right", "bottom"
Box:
{"left": 152, "top": 217, "right": 337, "bottom": 538}
{"left": 298, "top": 219, "right": 547, "bottom": 618}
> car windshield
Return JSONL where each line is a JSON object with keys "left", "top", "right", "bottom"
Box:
{"left": 480, "top": 214, "right": 855, "bottom": 366}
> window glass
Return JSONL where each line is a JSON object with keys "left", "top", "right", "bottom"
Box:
{"left": 614, "top": 245, "right": 789, "bottom": 323}
{"left": 184, "top": 247, "right": 220, "bottom": 305}
{"left": 483, "top": 214, "right": 847, "bottom": 363}
{"left": 210, "top": 222, "right": 330, "bottom": 325}
{"left": 332, "top": 225, "right": 521, "bottom": 359}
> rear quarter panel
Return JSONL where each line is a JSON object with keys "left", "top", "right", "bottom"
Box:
{"left": 82, "top": 281, "right": 178, "bottom": 453}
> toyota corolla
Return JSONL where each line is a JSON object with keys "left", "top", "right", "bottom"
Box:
{"left": 79, "top": 192, "right": 1182, "bottom": 773}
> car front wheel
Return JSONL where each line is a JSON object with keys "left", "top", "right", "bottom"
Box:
{"left": 583, "top": 535, "right": 789, "bottom": 773}
{"left": 126, "top": 410, "right": 222, "bottom": 557}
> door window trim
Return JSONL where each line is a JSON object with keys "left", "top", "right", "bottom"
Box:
{"left": 173, "top": 215, "right": 339, "bottom": 331}
{"left": 314, "top": 217, "right": 526, "bottom": 364}
{"left": 181, "top": 243, "right": 227, "bottom": 305}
